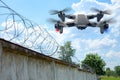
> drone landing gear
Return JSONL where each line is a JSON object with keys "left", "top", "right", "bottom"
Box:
{"left": 104, "top": 24, "right": 109, "bottom": 30}
{"left": 100, "top": 23, "right": 109, "bottom": 34}
{"left": 100, "top": 26, "right": 104, "bottom": 34}
{"left": 59, "top": 27, "right": 63, "bottom": 34}
{"left": 55, "top": 24, "right": 63, "bottom": 34}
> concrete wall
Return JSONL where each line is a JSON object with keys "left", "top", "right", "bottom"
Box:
{"left": 0, "top": 39, "right": 97, "bottom": 80}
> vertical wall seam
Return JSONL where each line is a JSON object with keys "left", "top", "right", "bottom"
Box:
{"left": 0, "top": 43, "right": 3, "bottom": 72}
{"left": 51, "top": 60, "right": 56, "bottom": 80}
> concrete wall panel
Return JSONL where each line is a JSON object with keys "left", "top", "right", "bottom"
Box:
{"left": 0, "top": 39, "right": 97, "bottom": 80}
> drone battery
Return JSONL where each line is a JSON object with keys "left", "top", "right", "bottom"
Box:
{"left": 75, "top": 14, "right": 89, "bottom": 27}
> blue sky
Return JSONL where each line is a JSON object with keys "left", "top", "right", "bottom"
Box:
{"left": 1, "top": 0, "right": 120, "bottom": 70}
{"left": 3, "top": 0, "right": 79, "bottom": 25}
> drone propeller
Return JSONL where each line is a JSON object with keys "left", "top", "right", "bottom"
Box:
{"left": 47, "top": 18, "right": 67, "bottom": 27}
{"left": 49, "top": 8, "right": 71, "bottom": 15}
{"left": 103, "top": 18, "right": 116, "bottom": 24}
{"left": 91, "top": 8, "right": 112, "bottom": 22}
{"left": 91, "top": 8, "right": 111, "bottom": 15}
{"left": 97, "top": 18, "right": 115, "bottom": 27}
{"left": 49, "top": 8, "right": 71, "bottom": 21}
{"left": 47, "top": 18, "right": 60, "bottom": 23}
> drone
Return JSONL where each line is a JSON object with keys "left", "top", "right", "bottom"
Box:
{"left": 49, "top": 8, "right": 114, "bottom": 34}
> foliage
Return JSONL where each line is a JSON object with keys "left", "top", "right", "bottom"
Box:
{"left": 105, "top": 67, "right": 117, "bottom": 77}
{"left": 101, "top": 76, "right": 120, "bottom": 80}
{"left": 106, "top": 67, "right": 111, "bottom": 77}
{"left": 114, "top": 66, "right": 120, "bottom": 76}
{"left": 82, "top": 53, "right": 106, "bottom": 75}
{"left": 109, "top": 70, "right": 117, "bottom": 77}
{"left": 59, "top": 41, "right": 75, "bottom": 63}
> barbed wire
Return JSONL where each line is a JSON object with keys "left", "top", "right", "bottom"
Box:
{"left": 0, "top": 0, "right": 59, "bottom": 55}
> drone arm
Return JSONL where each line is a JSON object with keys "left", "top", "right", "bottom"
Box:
{"left": 87, "top": 22, "right": 97, "bottom": 27}
{"left": 66, "top": 22, "right": 75, "bottom": 27}
{"left": 65, "top": 15, "right": 75, "bottom": 19}
{"left": 87, "top": 15, "right": 96, "bottom": 19}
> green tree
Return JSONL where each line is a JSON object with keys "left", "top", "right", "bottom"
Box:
{"left": 106, "top": 67, "right": 111, "bottom": 77}
{"left": 105, "top": 68, "right": 117, "bottom": 77}
{"left": 110, "top": 70, "right": 117, "bottom": 77}
{"left": 114, "top": 66, "right": 120, "bottom": 76}
{"left": 59, "top": 41, "right": 75, "bottom": 63}
{"left": 82, "top": 53, "right": 106, "bottom": 75}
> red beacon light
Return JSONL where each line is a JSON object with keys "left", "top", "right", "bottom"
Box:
{"left": 55, "top": 28, "right": 60, "bottom": 32}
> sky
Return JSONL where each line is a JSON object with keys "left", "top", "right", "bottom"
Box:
{"left": 1, "top": 0, "right": 120, "bottom": 70}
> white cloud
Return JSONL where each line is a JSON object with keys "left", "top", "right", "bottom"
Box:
{"left": 106, "top": 61, "right": 120, "bottom": 70}
{"left": 71, "top": 39, "right": 82, "bottom": 51}
{"left": 72, "top": 0, "right": 110, "bottom": 13}
{"left": 106, "top": 50, "right": 120, "bottom": 58}
{"left": 111, "top": 0, "right": 120, "bottom": 3}
{"left": 111, "top": 15, "right": 120, "bottom": 37}
{"left": 73, "top": 36, "right": 117, "bottom": 53}
{"left": 51, "top": 31, "right": 117, "bottom": 58}
{"left": 105, "top": 50, "right": 120, "bottom": 69}
{"left": 89, "top": 36, "right": 117, "bottom": 49}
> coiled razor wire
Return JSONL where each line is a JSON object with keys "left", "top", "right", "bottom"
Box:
{"left": 0, "top": 0, "right": 59, "bottom": 56}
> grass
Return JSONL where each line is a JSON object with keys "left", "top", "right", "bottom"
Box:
{"left": 101, "top": 76, "right": 120, "bottom": 80}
